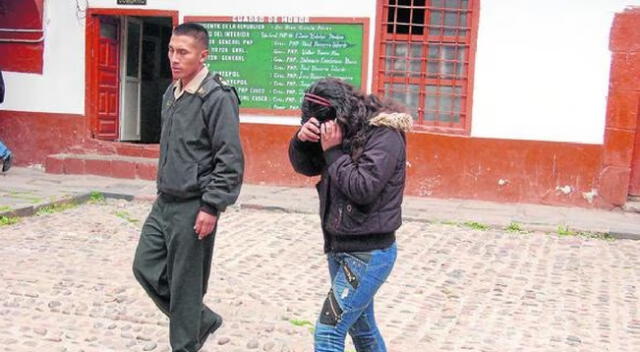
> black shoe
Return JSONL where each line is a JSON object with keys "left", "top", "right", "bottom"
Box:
{"left": 2, "top": 153, "right": 11, "bottom": 172}
{"left": 198, "top": 312, "right": 223, "bottom": 350}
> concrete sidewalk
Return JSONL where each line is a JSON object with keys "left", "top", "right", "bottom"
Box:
{"left": 2, "top": 166, "right": 640, "bottom": 238}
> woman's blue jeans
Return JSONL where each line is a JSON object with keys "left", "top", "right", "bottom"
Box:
{"left": 0, "top": 140, "right": 9, "bottom": 159}
{"left": 314, "top": 243, "right": 397, "bottom": 352}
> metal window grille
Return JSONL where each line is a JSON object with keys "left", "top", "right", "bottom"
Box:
{"left": 376, "top": 0, "right": 477, "bottom": 133}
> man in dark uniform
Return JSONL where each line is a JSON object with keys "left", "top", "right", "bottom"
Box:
{"left": 132, "top": 23, "right": 244, "bottom": 352}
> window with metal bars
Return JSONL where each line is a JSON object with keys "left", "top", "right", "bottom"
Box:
{"left": 375, "top": 0, "right": 477, "bottom": 134}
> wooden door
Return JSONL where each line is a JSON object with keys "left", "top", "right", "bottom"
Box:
{"left": 95, "top": 16, "right": 120, "bottom": 140}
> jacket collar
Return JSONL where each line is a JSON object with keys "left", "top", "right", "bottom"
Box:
{"left": 368, "top": 112, "right": 413, "bottom": 132}
{"left": 173, "top": 66, "right": 209, "bottom": 100}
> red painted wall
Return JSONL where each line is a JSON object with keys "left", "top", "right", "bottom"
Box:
{"left": 240, "top": 124, "right": 604, "bottom": 207}
{"left": 605, "top": 8, "right": 640, "bottom": 199}
{"left": 0, "top": 110, "right": 88, "bottom": 165}
{"left": 240, "top": 124, "right": 317, "bottom": 187}
{"left": 0, "top": 112, "right": 608, "bottom": 208}
{"left": 0, "top": 0, "right": 45, "bottom": 73}
{"left": 406, "top": 134, "right": 603, "bottom": 206}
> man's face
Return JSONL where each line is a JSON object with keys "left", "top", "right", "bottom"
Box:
{"left": 168, "top": 34, "right": 208, "bottom": 82}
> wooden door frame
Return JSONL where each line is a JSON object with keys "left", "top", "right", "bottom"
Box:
{"left": 85, "top": 8, "right": 178, "bottom": 139}
{"left": 119, "top": 16, "right": 144, "bottom": 141}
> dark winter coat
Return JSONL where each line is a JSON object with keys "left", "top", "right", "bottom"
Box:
{"left": 157, "top": 73, "right": 244, "bottom": 215}
{"left": 289, "top": 112, "right": 411, "bottom": 253}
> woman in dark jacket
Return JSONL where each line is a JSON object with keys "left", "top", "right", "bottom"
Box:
{"left": 289, "top": 78, "right": 412, "bottom": 352}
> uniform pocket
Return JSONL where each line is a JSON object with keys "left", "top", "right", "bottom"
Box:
{"left": 161, "top": 159, "right": 199, "bottom": 194}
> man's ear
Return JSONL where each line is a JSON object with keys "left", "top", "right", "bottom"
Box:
{"left": 199, "top": 50, "right": 209, "bottom": 65}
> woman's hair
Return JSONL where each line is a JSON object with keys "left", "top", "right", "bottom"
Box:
{"left": 301, "top": 78, "right": 404, "bottom": 158}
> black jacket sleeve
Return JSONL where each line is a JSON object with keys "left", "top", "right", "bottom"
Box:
{"left": 201, "top": 90, "right": 245, "bottom": 213}
{"left": 324, "top": 128, "right": 404, "bottom": 205}
{"left": 288, "top": 132, "right": 325, "bottom": 176}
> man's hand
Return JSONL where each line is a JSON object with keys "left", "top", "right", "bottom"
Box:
{"left": 194, "top": 210, "right": 217, "bottom": 240}
{"left": 297, "top": 117, "right": 321, "bottom": 142}
{"left": 321, "top": 120, "right": 343, "bottom": 151}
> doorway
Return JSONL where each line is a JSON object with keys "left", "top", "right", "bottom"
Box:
{"left": 87, "top": 10, "right": 176, "bottom": 143}
{"left": 119, "top": 16, "right": 173, "bottom": 142}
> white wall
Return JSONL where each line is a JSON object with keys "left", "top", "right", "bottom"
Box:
{"left": 471, "top": 0, "right": 640, "bottom": 144}
{"left": 2, "top": 0, "right": 86, "bottom": 114}
{"left": 181, "top": 0, "right": 378, "bottom": 95}
{"left": 4, "top": 0, "right": 375, "bottom": 121}
{"left": 87, "top": 0, "right": 376, "bottom": 125}
{"left": 6, "top": 1, "right": 638, "bottom": 144}
{"left": 88, "top": 0, "right": 377, "bottom": 77}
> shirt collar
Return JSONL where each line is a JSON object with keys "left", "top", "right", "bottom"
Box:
{"left": 174, "top": 66, "right": 209, "bottom": 99}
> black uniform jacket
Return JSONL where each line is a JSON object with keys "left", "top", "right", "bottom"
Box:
{"left": 157, "top": 73, "right": 244, "bottom": 215}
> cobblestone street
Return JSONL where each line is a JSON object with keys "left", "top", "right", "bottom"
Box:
{"left": 1, "top": 199, "right": 639, "bottom": 352}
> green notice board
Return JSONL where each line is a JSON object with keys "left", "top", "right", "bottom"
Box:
{"left": 199, "top": 21, "right": 364, "bottom": 111}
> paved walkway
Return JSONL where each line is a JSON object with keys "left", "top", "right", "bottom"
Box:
{"left": 2, "top": 168, "right": 640, "bottom": 351}
{"left": 1, "top": 198, "right": 640, "bottom": 351}
{"left": 1, "top": 167, "right": 640, "bottom": 238}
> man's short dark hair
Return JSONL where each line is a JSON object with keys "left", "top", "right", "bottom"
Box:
{"left": 173, "top": 22, "right": 209, "bottom": 50}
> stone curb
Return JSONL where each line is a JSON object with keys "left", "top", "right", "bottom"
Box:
{"left": 2, "top": 192, "right": 639, "bottom": 241}
{"left": 403, "top": 214, "right": 639, "bottom": 240}
{"left": 238, "top": 202, "right": 314, "bottom": 214}
{"left": 0, "top": 192, "right": 131, "bottom": 220}
{"left": 0, "top": 192, "right": 92, "bottom": 219}
{"left": 238, "top": 202, "right": 640, "bottom": 241}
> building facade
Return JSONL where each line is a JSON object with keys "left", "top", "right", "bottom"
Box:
{"left": 1, "top": 0, "right": 640, "bottom": 209}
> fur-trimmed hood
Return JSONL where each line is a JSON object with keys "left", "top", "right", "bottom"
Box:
{"left": 368, "top": 112, "right": 413, "bottom": 132}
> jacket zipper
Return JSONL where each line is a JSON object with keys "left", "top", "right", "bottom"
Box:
{"left": 160, "top": 99, "right": 177, "bottom": 172}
